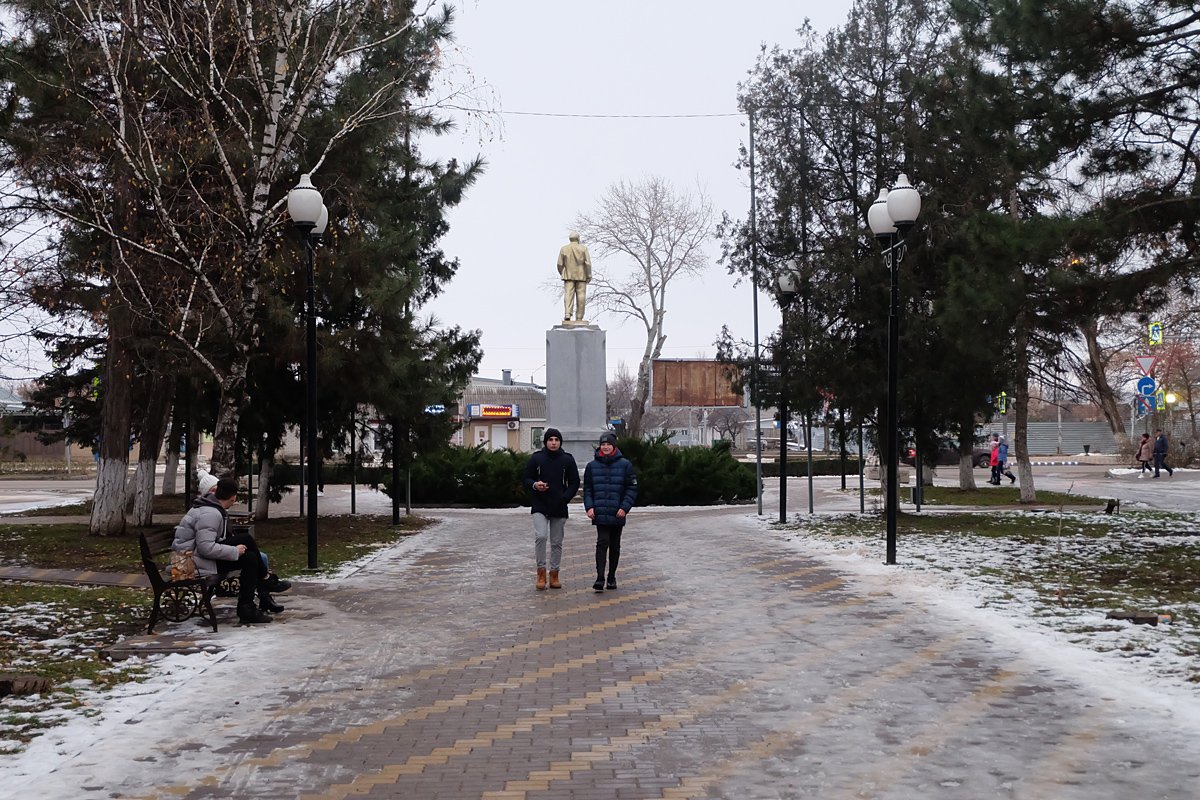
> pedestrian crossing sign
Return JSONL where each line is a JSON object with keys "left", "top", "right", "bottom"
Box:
{"left": 1149, "top": 321, "right": 1163, "bottom": 345}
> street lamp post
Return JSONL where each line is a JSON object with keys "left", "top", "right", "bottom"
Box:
{"left": 777, "top": 263, "right": 800, "bottom": 523}
{"left": 288, "top": 173, "right": 327, "bottom": 570}
{"left": 868, "top": 173, "right": 921, "bottom": 565}
{"left": 748, "top": 107, "right": 764, "bottom": 515}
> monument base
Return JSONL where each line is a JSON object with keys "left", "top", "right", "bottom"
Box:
{"left": 546, "top": 325, "right": 607, "bottom": 467}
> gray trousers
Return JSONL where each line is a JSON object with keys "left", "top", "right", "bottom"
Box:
{"left": 533, "top": 513, "right": 566, "bottom": 570}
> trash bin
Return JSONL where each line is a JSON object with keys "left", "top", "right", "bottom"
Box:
{"left": 1083, "top": 444, "right": 1091, "bottom": 455}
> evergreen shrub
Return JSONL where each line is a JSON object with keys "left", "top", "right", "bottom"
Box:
{"left": 391, "top": 445, "right": 529, "bottom": 507}
{"left": 617, "top": 435, "right": 756, "bottom": 506}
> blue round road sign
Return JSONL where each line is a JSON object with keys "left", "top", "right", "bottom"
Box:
{"left": 1136, "top": 376, "right": 1156, "bottom": 396}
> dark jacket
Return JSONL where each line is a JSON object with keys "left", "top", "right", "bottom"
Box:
{"left": 1154, "top": 434, "right": 1170, "bottom": 456}
{"left": 171, "top": 495, "right": 236, "bottom": 577}
{"left": 583, "top": 447, "right": 638, "bottom": 527}
{"left": 522, "top": 447, "right": 580, "bottom": 517}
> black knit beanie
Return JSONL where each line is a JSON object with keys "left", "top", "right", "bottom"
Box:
{"left": 543, "top": 427, "right": 563, "bottom": 444}
{"left": 598, "top": 432, "right": 618, "bottom": 447}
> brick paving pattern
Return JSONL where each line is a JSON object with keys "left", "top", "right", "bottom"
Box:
{"left": 12, "top": 505, "right": 1200, "bottom": 799}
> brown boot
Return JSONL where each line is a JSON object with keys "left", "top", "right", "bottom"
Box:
{"left": 548, "top": 569, "right": 561, "bottom": 589}
{"left": 536, "top": 567, "right": 547, "bottom": 590}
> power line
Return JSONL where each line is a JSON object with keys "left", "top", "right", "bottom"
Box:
{"left": 507, "top": 109, "right": 739, "bottom": 119}
{"left": 446, "top": 105, "right": 740, "bottom": 120}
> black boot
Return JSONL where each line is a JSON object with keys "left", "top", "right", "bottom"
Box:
{"left": 265, "top": 573, "right": 292, "bottom": 593}
{"left": 238, "top": 602, "right": 272, "bottom": 624}
{"left": 592, "top": 576, "right": 605, "bottom": 592}
{"left": 606, "top": 575, "right": 617, "bottom": 590}
{"left": 258, "top": 591, "right": 284, "bottom": 614}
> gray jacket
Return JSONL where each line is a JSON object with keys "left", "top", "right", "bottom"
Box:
{"left": 171, "top": 496, "right": 238, "bottom": 577}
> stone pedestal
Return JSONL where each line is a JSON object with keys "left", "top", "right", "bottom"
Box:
{"left": 546, "top": 324, "right": 607, "bottom": 467}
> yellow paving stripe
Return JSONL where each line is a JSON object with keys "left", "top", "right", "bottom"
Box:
{"left": 1012, "top": 706, "right": 1107, "bottom": 800}
{"left": 129, "top": 603, "right": 691, "bottom": 800}
{"left": 245, "top": 630, "right": 677, "bottom": 767}
{"left": 300, "top": 671, "right": 674, "bottom": 800}
{"left": 653, "top": 633, "right": 970, "bottom": 800}
{"left": 831, "top": 670, "right": 1023, "bottom": 800}
{"left": 135, "top": 557, "right": 854, "bottom": 800}
{"left": 297, "top": 595, "right": 880, "bottom": 800}
{"left": 274, "top": 603, "right": 682, "bottom": 718}
{"left": 477, "top": 612, "right": 895, "bottom": 800}
{"left": 455, "top": 587, "right": 667, "bottom": 642}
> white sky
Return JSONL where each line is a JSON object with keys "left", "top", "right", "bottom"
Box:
{"left": 0, "top": 2, "right": 856, "bottom": 389}
{"left": 423, "top": 1, "right": 856, "bottom": 383}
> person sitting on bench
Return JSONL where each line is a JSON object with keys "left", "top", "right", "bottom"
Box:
{"left": 195, "top": 471, "right": 291, "bottom": 610}
{"left": 173, "top": 476, "right": 273, "bottom": 624}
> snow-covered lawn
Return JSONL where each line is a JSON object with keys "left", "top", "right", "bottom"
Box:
{"left": 771, "top": 508, "right": 1200, "bottom": 688}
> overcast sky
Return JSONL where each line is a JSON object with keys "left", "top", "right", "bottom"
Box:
{"left": 423, "top": 1, "right": 855, "bottom": 383}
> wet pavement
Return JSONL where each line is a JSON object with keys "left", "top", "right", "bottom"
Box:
{"left": 6, "top": 500, "right": 1199, "bottom": 799}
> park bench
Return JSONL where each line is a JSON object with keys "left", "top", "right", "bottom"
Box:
{"left": 138, "top": 528, "right": 240, "bottom": 634}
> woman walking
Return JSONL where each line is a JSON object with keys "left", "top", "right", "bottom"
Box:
{"left": 583, "top": 432, "right": 638, "bottom": 592}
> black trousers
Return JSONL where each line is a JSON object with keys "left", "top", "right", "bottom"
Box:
{"left": 595, "top": 524, "right": 623, "bottom": 579}
{"left": 214, "top": 530, "right": 264, "bottom": 605}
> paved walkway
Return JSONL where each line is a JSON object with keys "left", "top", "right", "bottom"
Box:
{"left": 0, "top": 564, "right": 147, "bottom": 587}
{"left": 5, "top": 504, "right": 1198, "bottom": 799}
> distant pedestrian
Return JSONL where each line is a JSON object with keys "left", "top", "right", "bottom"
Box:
{"left": 583, "top": 432, "right": 637, "bottom": 592}
{"left": 521, "top": 427, "right": 579, "bottom": 590}
{"left": 997, "top": 436, "right": 1016, "bottom": 484}
{"left": 1153, "top": 429, "right": 1174, "bottom": 477}
{"left": 988, "top": 434, "right": 1001, "bottom": 485}
{"left": 1136, "top": 433, "right": 1153, "bottom": 476}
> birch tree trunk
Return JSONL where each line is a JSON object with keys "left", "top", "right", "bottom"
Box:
{"left": 957, "top": 410, "right": 978, "bottom": 489}
{"left": 254, "top": 455, "right": 274, "bottom": 522}
{"left": 90, "top": 306, "right": 134, "bottom": 535}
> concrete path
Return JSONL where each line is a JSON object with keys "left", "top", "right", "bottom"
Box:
{"left": 7, "top": 504, "right": 1199, "bottom": 799}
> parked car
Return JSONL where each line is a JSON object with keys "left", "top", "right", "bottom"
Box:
{"left": 901, "top": 440, "right": 991, "bottom": 468}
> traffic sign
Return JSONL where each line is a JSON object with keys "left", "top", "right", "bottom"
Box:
{"left": 1156, "top": 388, "right": 1166, "bottom": 410}
{"left": 1136, "top": 395, "right": 1153, "bottom": 415}
{"left": 1136, "top": 376, "right": 1156, "bottom": 396}
{"left": 1135, "top": 355, "right": 1157, "bottom": 376}
{"left": 1149, "top": 321, "right": 1163, "bottom": 345}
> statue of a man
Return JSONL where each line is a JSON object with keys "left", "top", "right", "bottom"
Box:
{"left": 557, "top": 231, "right": 592, "bottom": 323}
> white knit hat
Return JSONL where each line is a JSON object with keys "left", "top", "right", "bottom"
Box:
{"left": 197, "top": 470, "right": 219, "bottom": 495}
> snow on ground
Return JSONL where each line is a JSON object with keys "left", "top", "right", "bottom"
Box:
{"left": 761, "top": 508, "right": 1200, "bottom": 714}
{"left": 0, "top": 517, "right": 449, "bottom": 784}
{"left": 3, "top": 495, "right": 1199, "bottom": 782}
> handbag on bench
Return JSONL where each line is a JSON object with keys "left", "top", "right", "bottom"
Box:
{"left": 170, "top": 550, "right": 197, "bottom": 581}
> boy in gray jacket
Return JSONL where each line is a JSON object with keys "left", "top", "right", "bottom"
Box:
{"left": 172, "top": 476, "right": 272, "bottom": 624}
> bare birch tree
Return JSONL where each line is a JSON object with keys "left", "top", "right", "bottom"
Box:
{"left": 574, "top": 177, "right": 713, "bottom": 438}
{"left": 2, "top": 0, "right": 480, "bottom": 533}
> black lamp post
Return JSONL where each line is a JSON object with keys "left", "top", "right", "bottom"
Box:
{"left": 868, "top": 173, "right": 921, "bottom": 565}
{"left": 287, "top": 173, "right": 326, "bottom": 570}
{"left": 776, "top": 262, "right": 800, "bottom": 523}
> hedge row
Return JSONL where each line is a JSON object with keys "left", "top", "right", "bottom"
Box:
{"left": 271, "top": 448, "right": 861, "bottom": 506}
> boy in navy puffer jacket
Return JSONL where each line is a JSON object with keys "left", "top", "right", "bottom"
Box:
{"left": 583, "top": 432, "right": 638, "bottom": 592}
